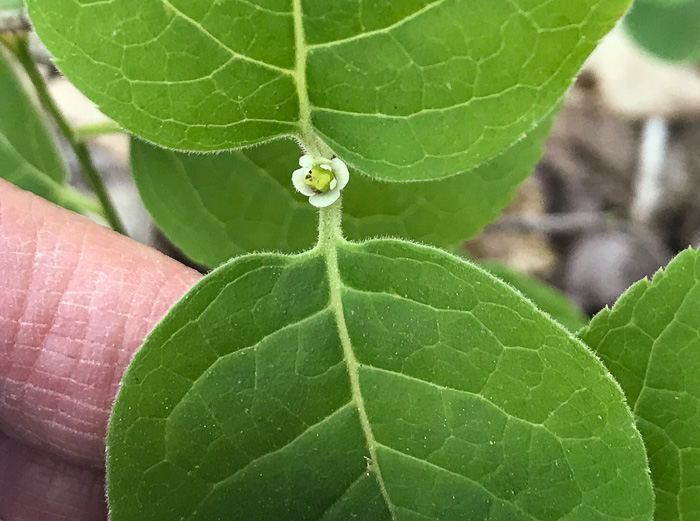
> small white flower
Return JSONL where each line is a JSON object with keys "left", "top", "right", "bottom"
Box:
{"left": 292, "top": 154, "right": 350, "bottom": 208}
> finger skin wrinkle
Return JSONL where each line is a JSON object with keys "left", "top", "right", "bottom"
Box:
{"left": 0, "top": 180, "right": 201, "bottom": 468}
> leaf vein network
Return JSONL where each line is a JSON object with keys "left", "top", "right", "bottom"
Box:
{"left": 306, "top": 0, "right": 446, "bottom": 50}
{"left": 158, "top": 0, "right": 294, "bottom": 75}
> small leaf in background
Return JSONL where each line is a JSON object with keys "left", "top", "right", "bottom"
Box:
{"left": 107, "top": 239, "right": 654, "bottom": 521}
{"left": 624, "top": 0, "right": 700, "bottom": 62}
{"left": 482, "top": 262, "right": 588, "bottom": 333}
{"left": 0, "top": 47, "right": 64, "bottom": 183}
{"left": 580, "top": 247, "right": 700, "bottom": 521}
{"left": 0, "top": 0, "right": 23, "bottom": 11}
{"left": 130, "top": 138, "right": 318, "bottom": 267}
{"left": 130, "top": 118, "right": 549, "bottom": 268}
{"left": 27, "top": 0, "right": 630, "bottom": 181}
{"left": 0, "top": 48, "right": 97, "bottom": 213}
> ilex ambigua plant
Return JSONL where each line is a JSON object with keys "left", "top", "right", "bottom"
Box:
{"left": 3, "top": 0, "right": 698, "bottom": 520}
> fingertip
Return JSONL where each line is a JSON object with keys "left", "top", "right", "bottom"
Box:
{"left": 0, "top": 180, "right": 201, "bottom": 466}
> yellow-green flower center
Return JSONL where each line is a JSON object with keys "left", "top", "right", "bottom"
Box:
{"left": 304, "top": 165, "right": 335, "bottom": 193}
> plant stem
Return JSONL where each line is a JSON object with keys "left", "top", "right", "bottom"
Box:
{"left": 61, "top": 186, "right": 106, "bottom": 216}
{"left": 0, "top": 12, "right": 31, "bottom": 35}
{"left": 317, "top": 198, "right": 345, "bottom": 249}
{"left": 7, "top": 34, "right": 127, "bottom": 234}
{"left": 74, "top": 120, "right": 123, "bottom": 141}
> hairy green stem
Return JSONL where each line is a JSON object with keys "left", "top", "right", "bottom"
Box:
{"left": 317, "top": 197, "right": 345, "bottom": 248}
{"left": 6, "top": 34, "right": 127, "bottom": 234}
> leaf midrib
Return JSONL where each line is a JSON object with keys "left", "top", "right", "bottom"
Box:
{"left": 321, "top": 242, "right": 547, "bottom": 521}
{"left": 323, "top": 238, "right": 397, "bottom": 519}
{"left": 292, "top": 0, "right": 312, "bottom": 138}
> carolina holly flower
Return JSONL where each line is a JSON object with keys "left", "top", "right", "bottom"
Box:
{"left": 292, "top": 154, "right": 350, "bottom": 208}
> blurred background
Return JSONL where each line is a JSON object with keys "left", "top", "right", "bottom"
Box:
{"left": 467, "top": 21, "right": 700, "bottom": 317}
{"left": 4, "top": 1, "right": 700, "bottom": 323}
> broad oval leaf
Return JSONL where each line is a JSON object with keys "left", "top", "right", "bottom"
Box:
{"left": 130, "top": 118, "right": 549, "bottom": 267}
{"left": 580, "top": 247, "right": 700, "bottom": 521}
{"left": 27, "top": 0, "right": 630, "bottom": 181}
{"left": 0, "top": 48, "right": 96, "bottom": 212}
{"left": 624, "top": 0, "right": 700, "bottom": 62}
{"left": 107, "top": 238, "right": 653, "bottom": 520}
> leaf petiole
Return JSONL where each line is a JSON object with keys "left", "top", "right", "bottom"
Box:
{"left": 1, "top": 33, "right": 127, "bottom": 234}
{"left": 73, "top": 120, "right": 123, "bottom": 141}
{"left": 317, "top": 196, "right": 345, "bottom": 249}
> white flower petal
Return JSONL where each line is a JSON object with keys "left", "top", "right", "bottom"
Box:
{"left": 331, "top": 157, "right": 350, "bottom": 190}
{"left": 294, "top": 154, "right": 350, "bottom": 206}
{"left": 292, "top": 167, "right": 315, "bottom": 196}
{"left": 309, "top": 188, "right": 341, "bottom": 208}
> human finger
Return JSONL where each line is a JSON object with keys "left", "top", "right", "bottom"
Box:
{"left": 0, "top": 179, "right": 201, "bottom": 467}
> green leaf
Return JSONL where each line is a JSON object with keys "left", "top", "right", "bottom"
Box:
{"left": 27, "top": 0, "right": 629, "bottom": 181}
{"left": 482, "top": 262, "right": 588, "bottom": 333}
{"left": 130, "top": 118, "right": 549, "bottom": 267}
{"left": 0, "top": 48, "right": 98, "bottom": 213}
{"left": 0, "top": 47, "right": 64, "bottom": 182}
{"left": 624, "top": 0, "right": 700, "bottom": 62}
{"left": 0, "top": 0, "right": 23, "bottom": 11}
{"left": 643, "top": 0, "right": 696, "bottom": 4}
{"left": 580, "top": 247, "right": 700, "bottom": 521}
{"left": 107, "top": 237, "right": 653, "bottom": 520}
{"left": 130, "top": 138, "right": 318, "bottom": 266}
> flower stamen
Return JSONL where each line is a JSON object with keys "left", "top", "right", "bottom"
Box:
{"left": 304, "top": 165, "right": 336, "bottom": 193}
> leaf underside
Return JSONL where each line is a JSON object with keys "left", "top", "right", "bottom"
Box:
{"left": 27, "top": 0, "right": 630, "bottom": 181}
{"left": 581, "top": 247, "right": 700, "bottom": 521}
{"left": 107, "top": 239, "right": 653, "bottom": 521}
{"left": 624, "top": 0, "right": 700, "bottom": 62}
{"left": 130, "top": 117, "right": 550, "bottom": 267}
